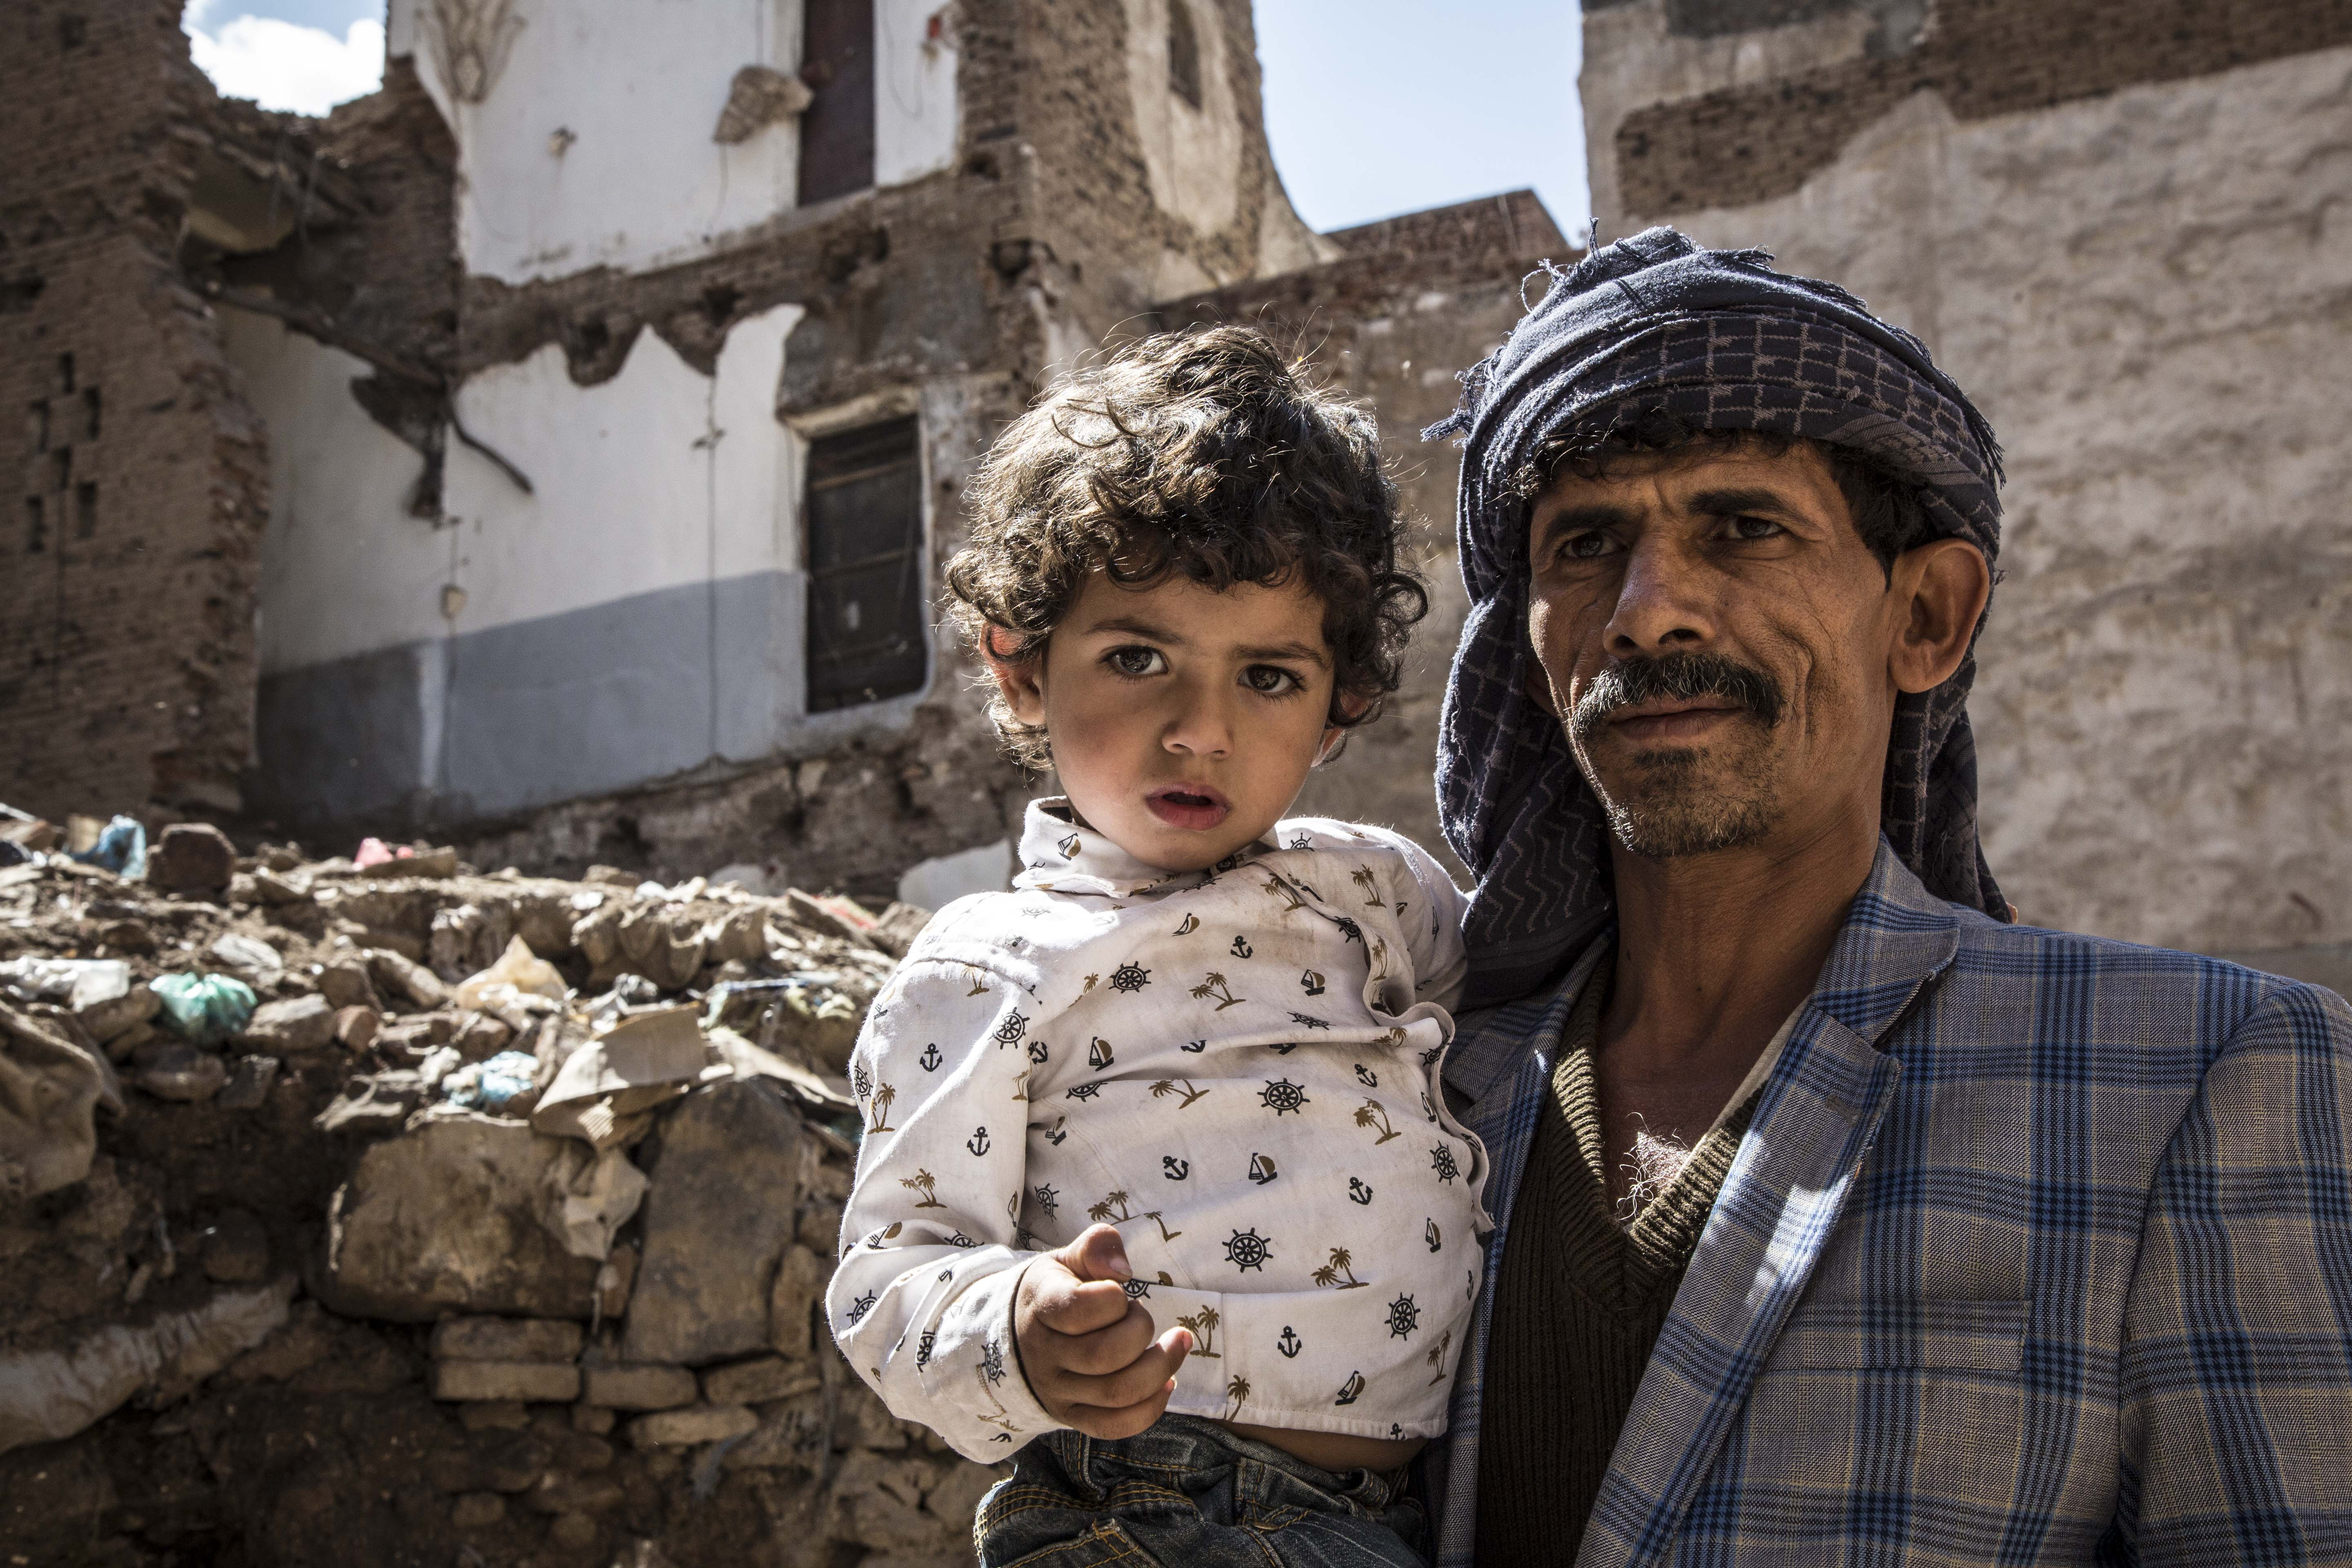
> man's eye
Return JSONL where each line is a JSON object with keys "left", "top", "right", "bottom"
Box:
{"left": 1242, "top": 665, "right": 1301, "bottom": 695}
{"left": 1728, "top": 515, "right": 1784, "bottom": 541}
{"left": 1562, "top": 532, "right": 1615, "bottom": 560}
{"left": 1107, "top": 646, "right": 1167, "bottom": 677}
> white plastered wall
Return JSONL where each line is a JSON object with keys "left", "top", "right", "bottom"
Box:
{"left": 388, "top": 0, "right": 960, "bottom": 286}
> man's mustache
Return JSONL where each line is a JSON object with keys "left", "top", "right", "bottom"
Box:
{"left": 1568, "top": 653, "right": 1786, "bottom": 742}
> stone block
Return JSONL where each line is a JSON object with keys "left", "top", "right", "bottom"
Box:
{"left": 768, "top": 1243, "right": 829, "bottom": 1358}
{"left": 75, "top": 982, "right": 157, "bottom": 1043}
{"left": 548, "top": 1514, "right": 599, "bottom": 1550}
{"left": 321, "top": 1117, "right": 602, "bottom": 1321}
{"left": 578, "top": 1363, "right": 697, "bottom": 1411}
{"left": 317, "top": 958, "right": 380, "bottom": 1010}
{"left": 451, "top": 1493, "right": 505, "bottom": 1528}
{"left": 571, "top": 1403, "right": 615, "bottom": 1435}
{"left": 432, "top": 1316, "right": 585, "bottom": 1363}
{"left": 368, "top": 948, "right": 449, "bottom": 1009}
{"left": 700, "top": 1354, "right": 819, "bottom": 1406}
{"left": 620, "top": 1081, "right": 805, "bottom": 1365}
{"left": 240, "top": 994, "right": 336, "bottom": 1053}
{"left": 135, "top": 1045, "right": 227, "bottom": 1103}
{"left": 216, "top": 1054, "right": 281, "bottom": 1110}
{"left": 519, "top": 1472, "right": 626, "bottom": 1515}
{"left": 459, "top": 1401, "right": 532, "bottom": 1431}
{"left": 334, "top": 1005, "right": 380, "bottom": 1051}
{"left": 431, "top": 1360, "right": 581, "bottom": 1403}
{"left": 626, "top": 1403, "right": 757, "bottom": 1448}
{"left": 147, "top": 824, "right": 236, "bottom": 895}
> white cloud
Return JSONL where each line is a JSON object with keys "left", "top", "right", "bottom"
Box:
{"left": 185, "top": 6, "right": 385, "bottom": 116}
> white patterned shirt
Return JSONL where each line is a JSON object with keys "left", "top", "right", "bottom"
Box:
{"left": 828, "top": 799, "right": 1490, "bottom": 1461}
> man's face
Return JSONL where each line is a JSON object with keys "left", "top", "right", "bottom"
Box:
{"left": 1524, "top": 439, "right": 1912, "bottom": 860}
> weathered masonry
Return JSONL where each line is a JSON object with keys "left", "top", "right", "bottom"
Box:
{"left": 1581, "top": 0, "right": 2352, "bottom": 989}
{"left": 2, "top": 0, "right": 1560, "bottom": 906}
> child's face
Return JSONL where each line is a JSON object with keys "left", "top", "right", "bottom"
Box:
{"left": 993, "top": 570, "right": 1345, "bottom": 873}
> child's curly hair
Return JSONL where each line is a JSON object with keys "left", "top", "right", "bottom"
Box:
{"left": 946, "top": 326, "right": 1429, "bottom": 769}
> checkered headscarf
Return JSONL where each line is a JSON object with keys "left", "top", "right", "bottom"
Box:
{"left": 1428, "top": 227, "right": 2009, "bottom": 1008}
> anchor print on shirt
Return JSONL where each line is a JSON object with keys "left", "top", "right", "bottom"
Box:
{"left": 1192, "top": 972, "right": 1246, "bottom": 1010}
{"left": 1348, "top": 1177, "right": 1375, "bottom": 1206}
{"left": 1029, "top": 1038, "right": 1049, "bottom": 1065}
{"left": 1162, "top": 1156, "right": 1189, "bottom": 1180}
{"left": 899, "top": 1169, "right": 946, "bottom": 1209}
{"left": 1229, "top": 933, "right": 1255, "bottom": 958}
{"left": 1181, "top": 1038, "right": 1206, "bottom": 1054}
{"left": 966, "top": 1126, "right": 992, "bottom": 1157}
{"left": 1354, "top": 1064, "right": 1379, "bottom": 1088}
{"left": 918, "top": 1043, "right": 942, "bottom": 1072}
{"left": 1278, "top": 1325, "right": 1303, "bottom": 1358}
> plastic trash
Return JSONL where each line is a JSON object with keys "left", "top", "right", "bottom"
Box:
{"left": 151, "top": 972, "right": 258, "bottom": 1047}
{"left": 69, "top": 815, "right": 146, "bottom": 879}
{"left": 454, "top": 935, "right": 567, "bottom": 1011}
{"left": 442, "top": 1049, "right": 539, "bottom": 1112}
{"left": 0, "top": 957, "right": 130, "bottom": 1011}
{"left": 353, "top": 837, "right": 414, "bottom": 869}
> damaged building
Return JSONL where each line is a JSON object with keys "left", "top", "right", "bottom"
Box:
{"left": 2, "top": 0, "right": 1566, "bottom": 910}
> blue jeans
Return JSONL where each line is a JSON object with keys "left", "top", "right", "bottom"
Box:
{"left": 974, "top": 1415, "right": 1428, "bottom": 1567}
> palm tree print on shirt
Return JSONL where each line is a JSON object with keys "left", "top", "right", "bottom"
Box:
{"left": 1151, "top": 1078, "right": 1209, "bottom": 1108}
{"left": 1312, "top": 1247, "right": 1370, "bottom": 1290}
{"left": 1177, "top": 1306, "right": 1221, "bottom": 1357}
{"left": 1191, "top": 972, "right": 1245, "bottom": 1010}
{"left": 899, "top": 1169, "right": 944, "bottom": 1209}
{"left": 1224, "top": 1374, "right": 1252, "bottom": 1421}
{"left": 1351, "top": 866, "right": 1382, "bottom": 905}
{"left": 1355, "top": 1100, "right": 1401, "bottom": 1143}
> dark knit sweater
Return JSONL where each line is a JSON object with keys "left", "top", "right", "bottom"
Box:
{"left": 1473, "top": 966, "right": 1758, "bottom": 1566}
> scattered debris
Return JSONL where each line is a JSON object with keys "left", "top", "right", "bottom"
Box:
{"left": 0, "top": 822, "right": 974, "bottom": 1566}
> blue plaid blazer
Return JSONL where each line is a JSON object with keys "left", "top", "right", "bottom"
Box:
{"left": 1428, "top": 841, "right": 2352, "bottom": 1568}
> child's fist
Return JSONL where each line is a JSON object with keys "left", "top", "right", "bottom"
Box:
{"left": 1013, "top": 1223, "right": 1193, "bottom": 1439}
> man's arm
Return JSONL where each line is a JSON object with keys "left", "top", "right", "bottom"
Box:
{"left": 2116, "top": 978, "right": 2352, "bottom": 1567}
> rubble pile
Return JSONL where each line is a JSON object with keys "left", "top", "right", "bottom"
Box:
{"left": 0, "top": 813, "right": 993, "bottom": 1567}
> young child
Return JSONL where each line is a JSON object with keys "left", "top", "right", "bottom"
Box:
{"left": 828, "top": 327, "right": 1487, "bottom": 1566}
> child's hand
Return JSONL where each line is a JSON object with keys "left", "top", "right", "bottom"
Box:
{"left": 1014, "top": 1223, "right": 1194, "bottom": 1439}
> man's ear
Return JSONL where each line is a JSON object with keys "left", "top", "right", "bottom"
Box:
{"left": 1888, "top": 537, "right": 1991, "bottom": 694}
{"left": 1523, "top": 649, "right": 1561, "bottom": 718}
{"left": 982, "top": 625, "right": 1049, "bottom": 726}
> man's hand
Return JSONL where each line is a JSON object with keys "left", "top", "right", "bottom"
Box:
{"left": 1014, "top": 1223, "right": 1192, "bottom": 1439}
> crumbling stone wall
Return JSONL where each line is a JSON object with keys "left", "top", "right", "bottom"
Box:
{"left": 1582, "top": 0, "right": 2352, "bottom": 985}
{"left": 1150, "top": 191, "right": 1576, "bottom": 869}
{"left": 0, "top": 840, "right": 996, "bottom": 1566}
{"left": 1, "top": 0, "right": 270, "bottom": 823}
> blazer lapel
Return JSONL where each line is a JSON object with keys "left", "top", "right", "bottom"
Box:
{"left": 1575, "top": 842, "right": 1962, "bottom": 1568}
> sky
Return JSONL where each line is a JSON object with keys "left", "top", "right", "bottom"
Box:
{"left": 178, "top": 1, "right": 1590, "bottom": 241}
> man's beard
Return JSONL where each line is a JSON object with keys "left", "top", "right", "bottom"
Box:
{"left": 1567, "top": 652, "right": 1788, "bottom": 859}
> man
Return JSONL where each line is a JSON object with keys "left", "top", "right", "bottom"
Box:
{"left": 1421, "top": 229, "right": 2352, "bottom": 1567}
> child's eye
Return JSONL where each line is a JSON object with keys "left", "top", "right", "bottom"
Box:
{"left": 1242, "top": 664, "right": 1302, "bottom": 695}
{"left": 1106, "top": 646, "right": 1167, "bottom": 677}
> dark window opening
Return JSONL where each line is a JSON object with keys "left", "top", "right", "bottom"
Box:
{"left": 49, "top": 448, "right": 70, "bottom": 492}
{"left": 56, "top": 353, "right": 74, "bottom": 394}
{"left": 805, "top": 415, "right": 925, "bottom": 712}
{"left": 81, "top": 387, "right": 100, "bottom": 440}
{"left": 27, "top": 401, "right": 47, "bottom": 453}
{"left": 798, "top": 0, "right": 876, "bottom": 205}
{"left": 24, "top": 497, "right": 45, "bottom": 554}
{"left": 1168, "top": 1, "right": 1203, "bottom": 110}
{"left": 74, "top": 481, "right": 96, "bottom": 538}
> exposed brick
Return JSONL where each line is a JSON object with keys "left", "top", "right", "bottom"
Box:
{"left": 430, "top": 1360, "right": 582, "bottom": 1404}
{"left": 578, "top": 1363, "right": 698, "bottom": 1412}
{"left": 430, "top": 1316, "right": 587, "bottom": 1364}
